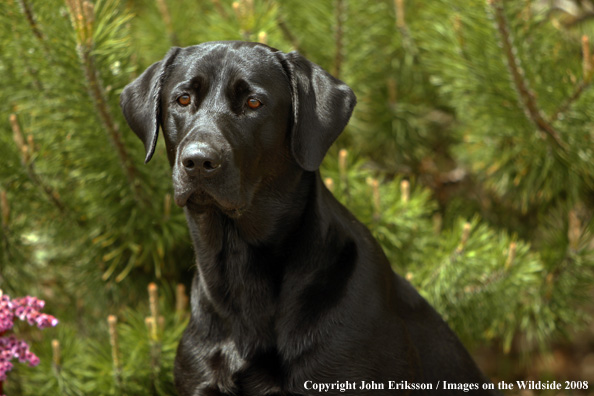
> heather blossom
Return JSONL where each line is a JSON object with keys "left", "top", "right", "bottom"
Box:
{"left": 0, "top": 290, "right": 58, "bottom": 390}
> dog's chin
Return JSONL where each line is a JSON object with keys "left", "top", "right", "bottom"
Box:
{"left": 175, "top": 188, "right": 246, "bottom": 218}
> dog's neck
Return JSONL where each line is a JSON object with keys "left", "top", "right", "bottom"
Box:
{"left": 185, "top": 167, "right": 317, "bottom": 247}
{"left": 182, "top": 170, "right": 343, "bottom": 358}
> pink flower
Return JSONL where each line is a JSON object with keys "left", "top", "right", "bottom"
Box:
{"left": 0, "top": 294, "right": 14, "bottom": 333}
{"left": 10, "top": 296, "right": 57, "bottom": 330}
{"left": 0, "top": 336, "right": 41, "bottom": 381}
{"left": 0, "top": 290, "right": 58, "bottom": 382}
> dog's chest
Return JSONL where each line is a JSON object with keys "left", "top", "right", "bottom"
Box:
{"left": 198, "top": 338, "right": 289, "bottom": 395}
{"left": 189, "top": 217, "right": 321, "bottom": 395}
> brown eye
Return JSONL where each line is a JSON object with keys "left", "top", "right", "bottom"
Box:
{"left": 177, "top": 94, "right": 191, "bottom": 106}
{"left": 247, "top": 98, "right": 262, "bottom": 109}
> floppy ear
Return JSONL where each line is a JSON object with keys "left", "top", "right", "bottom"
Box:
{"left": 120, "top": 47, "right": 180, "bottom": 163}
{"left": 278, "top": 51, "right": 356, "bottom": 171}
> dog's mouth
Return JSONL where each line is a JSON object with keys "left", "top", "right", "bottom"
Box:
{"left": 172, "top": 160, "right": 252, "bottom": 218}
{"left": 172, "top": 167, "right": 218, "bottom": 209}
{"left": 173, "top": 185, "right": 205, "bottom": 208}
{"left": 176, "top": 189, "right": 212, "bottom": 207}
{"left": 174, "top": 185, "right": 246, "bottom": 218}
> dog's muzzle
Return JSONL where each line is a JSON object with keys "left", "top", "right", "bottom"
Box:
{"left": 173, "top": 141, "right": 223, "bottom": 208}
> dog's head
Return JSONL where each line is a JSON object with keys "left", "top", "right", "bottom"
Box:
{"left": 121, "top": 41, "right": 355, "bottom": 216}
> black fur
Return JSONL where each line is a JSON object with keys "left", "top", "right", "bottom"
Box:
{"left": 121, "top": 41, "right": 497, "bottom": 395}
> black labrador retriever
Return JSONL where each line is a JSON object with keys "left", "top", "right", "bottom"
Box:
{"left": 121, "top": 41, "right": 497, "bottom": 395}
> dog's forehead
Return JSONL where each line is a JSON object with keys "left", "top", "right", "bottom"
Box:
{"left": 170, "top": 41, "right": 284, "bottom": 83}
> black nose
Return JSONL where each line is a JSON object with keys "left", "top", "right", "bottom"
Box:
{"left": 180, "top": 143, "right": 222, "bottom": 177}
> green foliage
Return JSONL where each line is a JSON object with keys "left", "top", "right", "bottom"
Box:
{"left": 416, "top": 0, "right": 594, "bottom": 211}
{"left": 322, "top": 150, "right": 438, "bottom": 270}
{"left": 321, "top": 152, "right": 583, "bottom": 353}
{"left": 1, "top": 0, "right": 594, "bottom": 394}
{"left": 6, "top": 282, "right": 186, "bottom": 395}
{"left": 417, "top": 218, "right": 549, "bottom": 351}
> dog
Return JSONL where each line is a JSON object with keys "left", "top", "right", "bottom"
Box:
{"left": 121, "top": 41, "right": 497, "bottom": 395}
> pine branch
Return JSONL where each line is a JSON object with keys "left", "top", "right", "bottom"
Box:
{"left": 107, "top": 315, "right": 122, "bottom": 390}
{"left": 212, "top": 0, "right": 229, "bottom": 19}
{"left": 17, "top": 0, "right": 44, "bottom": 41}
{"left": 393, "top": 0, "right": 418, "bottom": 56}
{"left": 6, "top": 2, "right": 45, "bottom": 92}
{"left": 550, "top": 80, "right": 590, "bottom": 123}
{"left": 175, "top": 284, "right": 188, "bottom": 318}
{"left": 560, "top": 12, "right": 594, "bottom": 27}
{"left": 0, "top": 189, "right": 10, "bottom": 256}
{"left": 78, "top": 46, "right": 141, "bottom": 197}
{"left": 277, "top": 14, "right": 303, "bottom": 54}
{"left": 51, "top": 339, "right": 60, "bottom": 369}
{"left": 147, "top": 283, "right": 163, "bottom": 394}
{"left": 332, "top": 0, "right": 345, "bottom": 78}
{"left": 9, "top": 114, "right": 68, "bottom": 215}
{"left": 550, "top": 35, "right": 593, "bottom": 122}
{"left": 65, "top": 0, "right": 147, "bottom": 205}
{"left": 155, "top": 0, "right": 179, "bottom": 46}
{"left": 464, "top": 242, "right": 516, "bottom": 295}
{"left": 488, "top": 0, "right": 568, "bottom": 152}
{"left": 0, "top": 190, "right": 8, "bottom": 232}
{"left": 394, "top": 0, "right": 405, "bottom": 30}
{"left": 338, "top": 149, "right": 351, "bottom": 202}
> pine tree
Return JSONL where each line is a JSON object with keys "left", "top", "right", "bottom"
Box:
{"left": 1, "top": 0, "right": 593, "bottom": 394}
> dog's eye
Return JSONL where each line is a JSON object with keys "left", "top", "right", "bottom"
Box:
{"left": 247, "top": 98, "right": 262, "bottom": 109}
{"left": 177, "top": 94, "right": 191, "bottom": 106}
